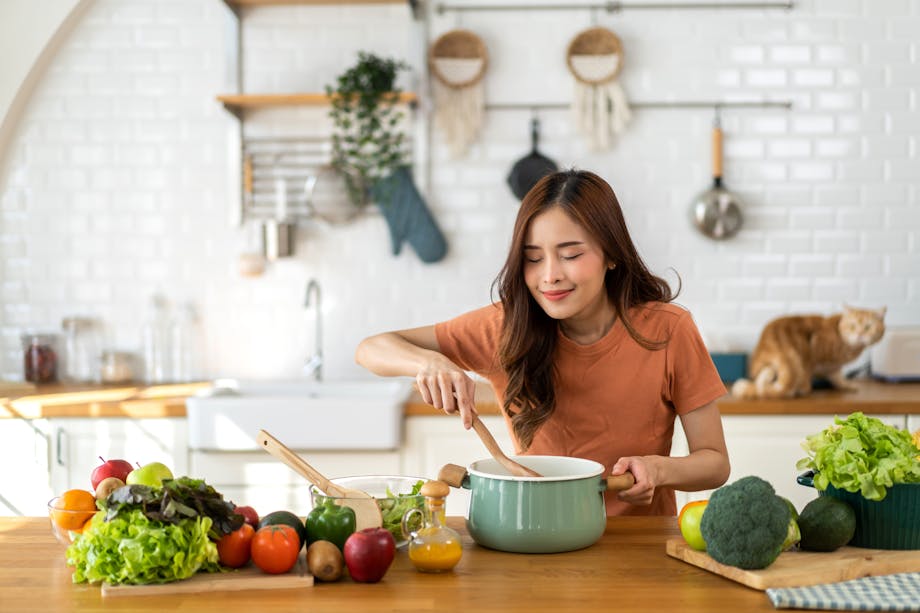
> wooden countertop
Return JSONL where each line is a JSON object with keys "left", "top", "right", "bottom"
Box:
{"left": 0, "top": 516, "right": 781, "bottom": 613}
{"left": 2, "top": 379, "right": 918, "bottom": 420}
{"left": 0, "top": 382, "right": 210, "bottom": 419}
{"left": 406, "top": 379, "right": 920, "bottom": 416}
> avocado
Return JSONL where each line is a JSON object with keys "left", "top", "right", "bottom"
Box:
{"left": 797, "top": 496, "right": 856, "bottom": 552}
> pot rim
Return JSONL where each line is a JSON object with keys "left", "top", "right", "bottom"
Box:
{"left": 467, "top": 455, "right": 604, "bottom": 482}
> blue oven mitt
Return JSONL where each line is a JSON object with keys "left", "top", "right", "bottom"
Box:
{"left": 370, "top": 166, "right": 447, "bottom": 264}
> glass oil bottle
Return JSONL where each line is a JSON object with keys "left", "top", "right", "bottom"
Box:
{"left": 401, "top": 480, "right": 462, "bottom": 573}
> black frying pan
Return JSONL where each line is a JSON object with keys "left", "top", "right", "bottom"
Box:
{"left": 507, "top": 118, "right": 558, "bottom": 201}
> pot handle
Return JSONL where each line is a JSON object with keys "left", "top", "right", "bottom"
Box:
{"left": 797, "top": 470, "right": 816, "bottom": 488}
{"left": 603, "top": 472, "right": 635, "bottom": 492}
{"left": 438, "top": 463, "right": 471, "bottom": 490}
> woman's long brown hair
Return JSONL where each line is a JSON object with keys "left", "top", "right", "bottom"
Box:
{"left": 492, "top": 169, "right": 678, "bottom": 451}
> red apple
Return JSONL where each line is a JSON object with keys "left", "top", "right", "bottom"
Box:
{"left": 343, "top": 527, "right": 396, "bottom": 583}
{"left": 90, "top": 457, "right": 134, "bottom": 490}
{"left": 234, "top": 505, "right": 259, "bottom": 528}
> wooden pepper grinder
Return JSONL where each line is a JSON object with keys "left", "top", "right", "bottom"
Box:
{"left": 401, "top": 480, "right": 463, "bottom": 573}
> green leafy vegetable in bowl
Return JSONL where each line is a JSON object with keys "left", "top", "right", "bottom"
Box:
{"left": 378, "top": 480, "right": 425, "bottom": 544}
{"left": 797, "top": 412, "right": 920, "bottom": 501}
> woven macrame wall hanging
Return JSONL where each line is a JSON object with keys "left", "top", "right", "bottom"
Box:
{"left": 429, "top": 29, "right": 489, "bottom": 157}
{"left": 566, "top": 27, "right": 631, "bottom": 151}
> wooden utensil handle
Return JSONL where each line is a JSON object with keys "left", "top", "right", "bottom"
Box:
{"left": 243, "top": 155, "right": 253, "bottom": 196}
{"left": 606, "top": 473, "right": 635, "bottom": 492}
{"left": 712, "top": 126, "right": 723, "bottom": 179}
{"left": 256, "top": 429, "right": 347, "bottom": 497}
{"left": 471, "top": 415, "right": 542, "bottom": 478}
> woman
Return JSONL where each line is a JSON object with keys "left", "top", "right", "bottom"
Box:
{"left": 355, "top": 169, "right": 730, "bottom": 516}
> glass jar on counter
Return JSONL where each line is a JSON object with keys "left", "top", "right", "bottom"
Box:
{"left": 99, "top": 351, "right": 135, "bottom": 384}
{"left": 61, "top": 316, "right": 101, "bottom": 383}
{"left": 21, "top": 333, "right": 60, "bottom": 383}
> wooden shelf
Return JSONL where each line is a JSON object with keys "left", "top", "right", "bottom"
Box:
{"left": 224, "top": 0, "right": 406, "bottom": 7}
{"left": 217, "top": 92, "right": 418, "bottom": 115}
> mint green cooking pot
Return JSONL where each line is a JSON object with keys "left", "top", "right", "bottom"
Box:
{"left": 439, "top": 455, "right": 634, "bottom": 554}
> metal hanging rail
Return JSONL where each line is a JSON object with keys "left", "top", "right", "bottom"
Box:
{"left": 485, "top": 100, "right": 793, "bottom": 111}
{"left": 436, "top": 1, "right": 794, "bottom": 14}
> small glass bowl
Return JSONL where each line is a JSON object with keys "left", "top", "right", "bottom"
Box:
{"left": 310, "top": 475, "right": 426, "bottom": 548}
{"left": 47, "top": 498, "right": 97, "bottom": 545}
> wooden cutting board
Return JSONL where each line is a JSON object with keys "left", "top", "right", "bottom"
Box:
{"left": 666, "top": 538, "right": 920, "bottom": 590}
{"left": 101, "top": 556, "right": 313, "bottom": 597}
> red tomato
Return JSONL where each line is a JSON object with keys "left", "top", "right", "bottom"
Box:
{"left": 217, "top": 523, "right": 255, "bottom": 568}
{"left": 251, "top": 525, "right": 300, "bottom": 574}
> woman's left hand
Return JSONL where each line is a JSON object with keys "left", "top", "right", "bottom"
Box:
{"left": 610, "top": 456, "right": 658, "bottom": 505}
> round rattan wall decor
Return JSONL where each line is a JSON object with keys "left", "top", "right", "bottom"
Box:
{"left": 429, "top": 29, "right": 489, "bottom": 157}
{"left": 565, "top": 26, "right": 631, "bottom": 150}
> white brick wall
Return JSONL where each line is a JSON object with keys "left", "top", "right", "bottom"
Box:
{"left": 0, "top": 0, "right": 917, "bottom": 383}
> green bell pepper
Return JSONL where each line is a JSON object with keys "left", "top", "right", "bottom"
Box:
{"left": 305, "top": 498, "right": 356, "bottom": 551}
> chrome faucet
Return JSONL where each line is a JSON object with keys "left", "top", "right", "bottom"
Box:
{"left": 304, "top": 278, "right": 323, "bottom": 381}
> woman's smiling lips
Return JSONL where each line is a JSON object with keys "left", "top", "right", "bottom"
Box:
{"left": 542, "top": 289, "right": 573, "bottom": 301}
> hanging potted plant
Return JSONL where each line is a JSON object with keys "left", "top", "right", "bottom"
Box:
{"left": 326, "top": 52, "right": 447, "bottom": 263}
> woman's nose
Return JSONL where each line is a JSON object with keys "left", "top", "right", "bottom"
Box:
{"left": 542, "top": 258, "right": 563, "bottom": 284}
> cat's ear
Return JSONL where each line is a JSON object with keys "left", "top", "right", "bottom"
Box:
{"left": 842, "top": 303, "right": 852, "bottom": 314}
{"left": 876, "top": 306, "right": 887, "bottom": 318}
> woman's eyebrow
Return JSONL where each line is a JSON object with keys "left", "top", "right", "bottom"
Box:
{"left": 523, "top": 241, "right": 584, "bottom": 249}
{"left": 523, "top": 240, "right": 584, "bottom": 250}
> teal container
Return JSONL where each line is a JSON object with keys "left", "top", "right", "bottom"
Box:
{"left": 709, "top": 352, "right": 748, "bottom": 383}
{"left": 462, "top": 456, "right": 609, "bottom": 554}
{"left": 797, "top": 472, "right": 920, "bottom": 550}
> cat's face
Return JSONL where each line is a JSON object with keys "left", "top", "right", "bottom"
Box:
{"left": 838, "top": 306, "right": 886, "bottom": 348}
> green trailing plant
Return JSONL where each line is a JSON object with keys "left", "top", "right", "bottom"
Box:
{"left": 325, "top": 52, "right": 410, "bottom": 208}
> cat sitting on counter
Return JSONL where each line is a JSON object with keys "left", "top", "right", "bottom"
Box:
{"left": 731, "top": 305, "right": 886, "bottom": 400}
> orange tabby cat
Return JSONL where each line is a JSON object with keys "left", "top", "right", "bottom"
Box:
{"left": 731, "top": 305, "right": 886, "bottom": 399}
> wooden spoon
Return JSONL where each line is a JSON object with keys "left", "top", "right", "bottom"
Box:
{"left": 256, "top": 429, "right": 383, "bottom": 531}
{"left": 471, "top": 415, "right": 543, "bottom": 478}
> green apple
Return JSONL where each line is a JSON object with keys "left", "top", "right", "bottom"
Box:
{"left": 678, "top": 500, "right": 708, "bottom": 551}
{"left": 126, "top": 462, "right": 173, "bottom": 487}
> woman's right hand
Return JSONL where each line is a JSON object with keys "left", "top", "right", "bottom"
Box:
{"left": 354, "top": 325, "right": 478, "bottom": 429}
{"left": 415, "top": 358, "right": 478, "bottom": 429}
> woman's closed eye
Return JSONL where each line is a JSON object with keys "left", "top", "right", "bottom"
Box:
{"left": 561, "top": 253, "right": 583, "bottom": 261}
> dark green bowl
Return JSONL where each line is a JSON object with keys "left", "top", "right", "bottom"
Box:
{"left": 797, "top": 472, "right": 920, "bottom": 550}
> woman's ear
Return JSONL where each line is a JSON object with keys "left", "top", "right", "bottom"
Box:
{"left": 607, "top": 262, "right": 617, "bottom": 270}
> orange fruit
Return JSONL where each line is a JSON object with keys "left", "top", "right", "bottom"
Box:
{"left": 51, "top": 489, "right": 98, "bottom": 531}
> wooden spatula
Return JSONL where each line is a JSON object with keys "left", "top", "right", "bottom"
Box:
{"left": 471, "top": 415, "right": 543, "bottom": 477}
{"left": 256, "top": 429, "right": 383, "bottom": 531}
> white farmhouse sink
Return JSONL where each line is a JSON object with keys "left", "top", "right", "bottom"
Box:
{"left": 186, "top": 379, "right": 411, "bottom": 451}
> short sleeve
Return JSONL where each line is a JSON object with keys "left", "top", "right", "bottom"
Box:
{"left": 665, "top": 311, "right": 727, "bottom": 415}
{"left": 434, "top": 304, "right": 504, "bottom": 376}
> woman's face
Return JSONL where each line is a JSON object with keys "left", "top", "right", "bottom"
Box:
{"left": 522, "top": 206, "right": 612, "bottom": 324}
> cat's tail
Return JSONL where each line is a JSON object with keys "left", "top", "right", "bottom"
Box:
{"left": 731, "top": 365, "right": 795, "bottom": 399}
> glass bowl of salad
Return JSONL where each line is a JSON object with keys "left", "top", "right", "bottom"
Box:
{"left": 311, "top": 475, "right": 426, "bottom": 548}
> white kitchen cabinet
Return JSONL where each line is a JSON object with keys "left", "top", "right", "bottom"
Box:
{"left": 400, "top": 416, "right": 514, "bottom": 517}
{"left": 0, "top": 419, "right": 53, "bottom": 516}
{"left": 47, "top": 418, "right": 188, "bottom": 502}
{"left": 188, "top": 449, "right": 402, "bottom": 515}
{"left": 672, "top": 414, "right": 908, "bottom": 512}
{"left": 1, "top": 417, "right": 187, "bottom": 516}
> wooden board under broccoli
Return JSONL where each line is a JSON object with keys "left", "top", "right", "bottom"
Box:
{"left": 665, "top": 540, "right": 920, "bottom": 590}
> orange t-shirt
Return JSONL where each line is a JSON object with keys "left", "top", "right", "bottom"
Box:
{"left": 434, "top": 301, "right": 726, "bottom": 516}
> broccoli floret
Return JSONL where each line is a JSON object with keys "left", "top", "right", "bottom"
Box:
{"left": 699, "top": 475, "right": 790, "bottom": 570}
